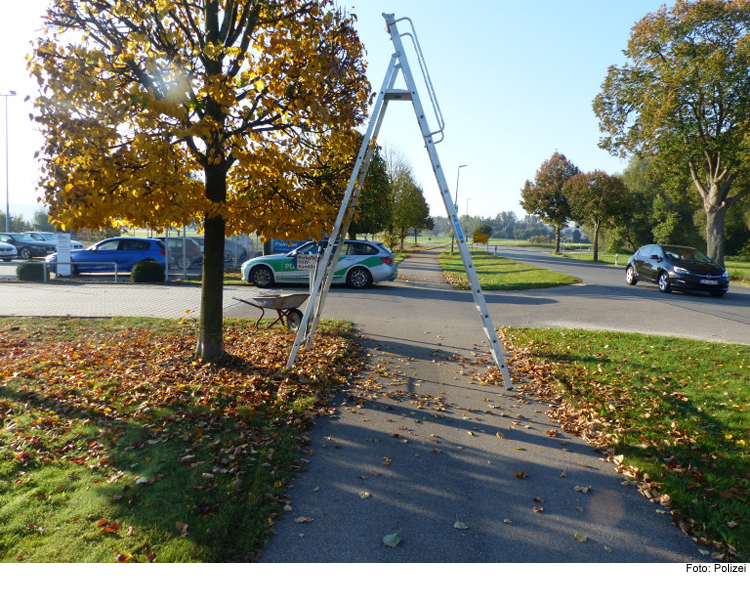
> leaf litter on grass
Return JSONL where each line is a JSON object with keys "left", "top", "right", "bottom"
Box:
{"left": 0, "top": 318, "right": 363, "bottom": 562}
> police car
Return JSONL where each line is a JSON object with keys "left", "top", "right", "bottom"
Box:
{"left": 241, "top": 239, "right": 397, "bottom": 289}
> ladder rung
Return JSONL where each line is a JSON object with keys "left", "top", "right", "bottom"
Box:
{"left": 385, "top": 90, "right": 412, "bottom": 101}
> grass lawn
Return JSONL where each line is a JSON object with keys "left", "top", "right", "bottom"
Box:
{"left": 439, "top": 251, "right": 580, "bottom": 290}
{"left": 502, "top": 328, "right": 750, "bottom": 561}
{"left": 0, "top": 317, "right": 361, "bottom": 562}
{"left": 558, "top": 251, "right": 621, "bottom": 266}
{"left": 725, "top": 259, "right": 750, "bottom": 283}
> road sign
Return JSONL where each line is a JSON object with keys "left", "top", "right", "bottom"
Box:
{"left": 296, "top": 254, "right": 318, "bottom": 270}
{"left": 473, "top": 233, "right": 488, "bottom": 244}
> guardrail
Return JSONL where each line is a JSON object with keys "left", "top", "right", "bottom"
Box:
{"left": 10, "top": 260, "right": 125, "bottom": 282}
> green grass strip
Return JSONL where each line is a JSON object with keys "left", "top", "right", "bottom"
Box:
{"left": 504, "top": 327, "right": 750, "bottom": 561}
{"left": 439, "top": 251, "right": 580, "bottom": 290}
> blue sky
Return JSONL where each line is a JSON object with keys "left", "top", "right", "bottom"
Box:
{"left": 1, "top": 0, "right": 675, "bottom": 221}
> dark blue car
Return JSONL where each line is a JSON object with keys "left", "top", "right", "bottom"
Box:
{"left": 46, "top": 237, "right": 166, "bottom": 275}
{"left": 626, "top": 244, "right": 729, "bottom": 297}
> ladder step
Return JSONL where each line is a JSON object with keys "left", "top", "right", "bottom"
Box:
{"left": 385, "top": 90, "right": 412, "bottom": 101}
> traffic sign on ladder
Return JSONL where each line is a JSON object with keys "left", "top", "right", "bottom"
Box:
{"left": 287, "top": 13, "right": 513, "bottom": 389}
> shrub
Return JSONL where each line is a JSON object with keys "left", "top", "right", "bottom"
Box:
{"left": 130, "top": 260, "right": 165, "bottom": 283}
{"left": 16, "top": 262, "right": 49, "bottom": 282}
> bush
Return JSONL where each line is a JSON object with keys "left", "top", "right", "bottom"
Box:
{"left": 130, "top": 260, "right": 165, "bottom": 283}
{"left": 16, "top": 262, "right": 49, "bottom": 282}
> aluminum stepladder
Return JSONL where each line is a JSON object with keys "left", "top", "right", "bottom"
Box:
{"left": 286, "top": 13, "right": 512, "bottom": 389}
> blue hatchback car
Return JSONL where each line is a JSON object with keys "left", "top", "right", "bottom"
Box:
{"left": 47, "top": 237, "right": 166, "bottom": 275}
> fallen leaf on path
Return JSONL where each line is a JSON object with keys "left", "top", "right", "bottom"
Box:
{"left": 382, "top": 532, "right": 402, "bottom": 547}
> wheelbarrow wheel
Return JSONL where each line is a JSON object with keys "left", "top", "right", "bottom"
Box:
{"left": 286, "top": 308, "right": 303, "bottom": 330}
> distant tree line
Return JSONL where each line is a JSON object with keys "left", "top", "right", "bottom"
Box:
{"left": 349, "top": 145, "right": 433, "bottom": 250}
{"left": 0, "top": 210, "right": 56, "bottom": 233}
{"left": 428, "top": 212, "right": 554, "bottom": 242}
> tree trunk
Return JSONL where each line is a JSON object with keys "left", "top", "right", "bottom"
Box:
{"left": 689, "top": 164, "right": 733, "bottom": 268}
{"left": 196, "top": 166, "right": 227, "bottom": 361}
{"left": 593, "top": 221, "right": 600, "bottom": 262}
{"left": 554, "top": 224, "right": 562, "bottom": 254}
{"left": 705, "top": 203, "right": 727, "bottom": 267}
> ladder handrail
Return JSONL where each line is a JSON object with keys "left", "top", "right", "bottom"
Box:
{"left": 386, "top": 15, "right": 445, "bottom": 144}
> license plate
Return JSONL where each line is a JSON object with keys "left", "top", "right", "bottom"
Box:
{"left": 700, "top": 279, "right": 718, "bottom": 285}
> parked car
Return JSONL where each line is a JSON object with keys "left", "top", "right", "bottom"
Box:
{"left": 241, "top": 239, "right": 397, "bottom": 289}
{"left": 0, "top": 233, "right": 57, "bottom": 259}
{"left": 191, "top": 236, "right": 250, "bottom": 264}
{"left": 155, "top": 236, "right": 203, "bottom": 269}
{"left": 626, "top": 244, "right": 729, "bottom": 297}
{"left": 23, "top": 231, "right": 85, "bottom": 250}
{"left": 0, "top": 241, "right": 17, "bottom": 262}
{"left": 46, "top": 237, "right": 166, "bottom": 275}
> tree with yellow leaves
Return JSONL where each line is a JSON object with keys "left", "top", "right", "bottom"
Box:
{"left": 29, "top": 0, "right": 371, "bottom": 359}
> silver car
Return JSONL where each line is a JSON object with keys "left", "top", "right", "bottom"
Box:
{"left": 0, "top": 241, "right": 17, "bottom": 262}
{"left": 24, "top": 231, "right": 85, "bottom": 250}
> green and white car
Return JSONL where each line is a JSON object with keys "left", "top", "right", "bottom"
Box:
{"left": 241, "top": 239, "right": 398, "bottom": 289}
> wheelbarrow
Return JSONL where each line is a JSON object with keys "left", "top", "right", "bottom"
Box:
{"left": 233, "top": 292, "right": 309, "bottom": 330}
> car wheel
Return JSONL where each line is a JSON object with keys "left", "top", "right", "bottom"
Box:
{"left": 71, "top": 265, "right": 80, "bottom": 276}
{"left": 249, "top": 265, "right": 274, "bottom": 288}
{"left": 1, "top": 258, "right": 11, "bottom": 262}
{"left": 346, "top": 266, "right": 372, "bottom": 289}
{"left": 625, "top": 265, "right": 638, "bottom": 285}
{"left": 20, "top": 247, "right": 32, "bottom": 259}
{"left": 658, "top": 272, "right": 671, "bottom": 293}
{"left": 286, "top": 308, "right": 303, "bottom": 330}
{"left": 710, "top": 290, "right": 727, "bottom": 298}
{"left": 174, "top": 257, "right": 191, "bottom": 270}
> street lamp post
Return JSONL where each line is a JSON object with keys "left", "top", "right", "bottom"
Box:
{"left": 451, "top": 164, "right": 466, "bottom": 255}
{"left": 2, "top": 90, "right": 16, "bottom": 233}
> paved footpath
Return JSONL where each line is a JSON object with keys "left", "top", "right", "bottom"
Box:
{"left": 256, "top": 250, "right": 706, "bottom": 563}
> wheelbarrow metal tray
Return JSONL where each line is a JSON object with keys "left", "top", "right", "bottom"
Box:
{"left": 252, "top": 292, "right": 309, "bottom": 310}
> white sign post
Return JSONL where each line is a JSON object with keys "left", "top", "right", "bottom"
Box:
{"left": 296, "top": 253, "right": 318, "bottom": 287}
{"left": 57, "top": 233, "right": 72, "bottom": 276}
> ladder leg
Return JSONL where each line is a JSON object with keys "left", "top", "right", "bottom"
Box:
{"left": 385, "top": 14, "right": 513, "bottom": 388}
{"left": 286, "top": 56, "right": 400, "bottom": 369}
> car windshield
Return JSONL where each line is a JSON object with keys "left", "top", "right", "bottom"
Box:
{"left": 10, "top": 234, "right": 35, "bottom": 243}
{"left": 663, "top": 247, "right": 712, "bottom": 264}
{"left": 293, "top": 242, "right": 324, "bottom": 255}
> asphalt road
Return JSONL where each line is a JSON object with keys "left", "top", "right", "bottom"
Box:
{"left": 483, "top": 247, "right": 750, "bottom": 345}
{"left": 226, "top": 245, "right": 750, "bottom": 346}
